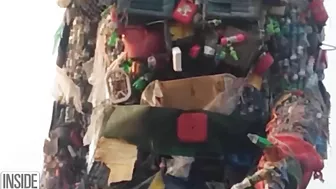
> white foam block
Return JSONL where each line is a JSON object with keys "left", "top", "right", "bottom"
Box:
{"left": 172, "top": 47, "right": 182, "bottom": 72}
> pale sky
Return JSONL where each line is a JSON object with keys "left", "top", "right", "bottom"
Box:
{"left": 0, "top": 0, "right": 334, "bottom": 188}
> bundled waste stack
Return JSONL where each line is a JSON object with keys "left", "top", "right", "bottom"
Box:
{"left": 42, "top": 2, "right": 98, "bottom": 188}
{"left": 42, "top": 0, "right": 330, "bottom": 188}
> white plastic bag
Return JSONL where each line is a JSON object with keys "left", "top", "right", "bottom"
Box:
{"left": 88, "top": 23, "right": 109, "bottom": 107}
{"left": 85, "top": 104, "right": 106, "bottom": 172}
{"left": 166, "top": 156, "right": 195, "bottom": 178}
{"left": 52, "top": 66, "right": 82, "bottom": 113}
{"left": 140, "top": 80, "right": 163, "bottom": 107}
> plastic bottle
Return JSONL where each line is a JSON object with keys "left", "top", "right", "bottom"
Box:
{"left": 247, "top": 133, "right": 273, "bottom": 148}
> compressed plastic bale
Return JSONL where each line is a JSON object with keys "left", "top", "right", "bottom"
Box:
{"left": 44, "top": 0, "right": 332, "bottom": 188}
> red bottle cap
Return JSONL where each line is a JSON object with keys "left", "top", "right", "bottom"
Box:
{"left": 220, "top": 37, "right": 228, "bottom": 45}
{"left": 235, "top": 33, "right": 246, "bottom": 43}
{"left": 189, "top": 45, "right": 201, "bottom": 58}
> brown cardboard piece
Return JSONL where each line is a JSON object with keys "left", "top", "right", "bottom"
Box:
{"left": 94, "top": 137, "right": 137, "bottom": 184}
{"left": 141, "top": 73, "right": 243, "bottom": 111}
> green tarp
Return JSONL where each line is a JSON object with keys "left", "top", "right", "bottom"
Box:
{"left": 99, "top": 105, "right": 267, "bottom": 156}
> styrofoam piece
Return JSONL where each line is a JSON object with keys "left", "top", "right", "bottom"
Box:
{"left": 172, "top": 47, "right": 182, "bottom": 72}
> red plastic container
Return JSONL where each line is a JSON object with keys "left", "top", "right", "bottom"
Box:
{"left": 119, "top": 26, "right": 165, "bottom": 59}
{"left": 189, "top": 44, "right": 201, "bottom": 58}
{"left": 253, "top": 52, "right": 274, "bottom": 75}
{"left": 173, "top": 0, "right": 198, "bottom": 24}
{"left": 309, "top": 0, "right": 329, "bottom": 24}
{"left": 177, "top": 112, "right": 208, "bottom": 143}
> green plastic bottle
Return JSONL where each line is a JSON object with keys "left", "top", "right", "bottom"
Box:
{"left": 247, "top": 133, "right": 273, "bottom": 148}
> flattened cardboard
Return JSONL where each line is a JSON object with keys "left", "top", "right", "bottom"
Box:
{"left": 141, "top": 73, "right": 237, "bottom": 110}
{"left": 94, "top": 138, "right": 137, "bottom": 184}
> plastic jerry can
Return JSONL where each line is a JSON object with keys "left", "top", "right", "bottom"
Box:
{"left": 177, "top": 112, "right": 208, "bottom": 143}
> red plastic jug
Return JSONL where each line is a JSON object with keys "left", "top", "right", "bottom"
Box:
{"left": 119, "top": 26, "right": 165, "bottom": 59}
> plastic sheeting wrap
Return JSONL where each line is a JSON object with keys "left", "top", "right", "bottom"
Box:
{"left": 87, "top": 23, "right": 108, "bottom": 107}
{"left": 52, "top": 66, "right": 82, "bottom": 113}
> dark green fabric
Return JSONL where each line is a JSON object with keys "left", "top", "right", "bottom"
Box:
{"left": 99, "top": 105, "right": 266, "bottom": 156}
{"left": 284, "top": 157, "right": 302, "bottom": 189}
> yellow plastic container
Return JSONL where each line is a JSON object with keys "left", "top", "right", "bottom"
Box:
{"left": 169, "top": 22, "right": 194, "bottom": 41}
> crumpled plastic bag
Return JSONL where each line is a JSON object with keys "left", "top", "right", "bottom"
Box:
{"left": 83, "top": 104, "right": 106, "bottom": 146}
{"left": 88, "top": 21, "right": 128, "bottom": 106}
{"left": 140, "top": 80, "right": 163, "bottom": 107}
{"left": 166, "top": 156, "right": 195, "bottom": 178}
{"left": 52, "top": 66, "right": 82, "bottom": 113}
{"left": 88, "top": 24, "right": 108, "bottom": 107}
{"left": 203, "top": 77, "right": 245, "bottom": 115}
{"left": 84, "top": 104, "right": 108, "bottom": 171}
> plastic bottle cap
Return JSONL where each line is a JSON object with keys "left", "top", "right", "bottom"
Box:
{"left": 247, "top": 133, "right": 258, "bottom": 144}
{"left": 220, "top": 37, "right": 228, "bottom": 45}
{"left": 236, "top": 34, "right": 246, "bottom": 42}
{"left": 204, "top": 46, "right": 215, "bottom": 55}
{"left": 299, "top": 70, "right": 306, "bottom": 76}
{"left": 284, "top": 59, "right": 290, "bottom": 66}
{"left": 290, "top": 54, "right": 297, "bottom": 60}
{"left": 292, "top": 74, "right": 299, "bottom": 80}
{"left": 297, "top": 46, "right": 304, "bottom": 55}
{"left": 316, "top": 113, "right": 322, "bottom": 119}
{"left": 147, "top": 56, "right": 156, "bottom": 68}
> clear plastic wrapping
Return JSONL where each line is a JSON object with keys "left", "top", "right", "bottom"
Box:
{"left": 52, "top": 66, "right": 82, "bottom": 113}
{"left": 88, "top": 23, "right": 109, "bottom": 107}
{"left": 203, "top": 77, "right": 245, "bottom": 115}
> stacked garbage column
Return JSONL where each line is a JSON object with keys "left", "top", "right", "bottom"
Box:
{"left": 41, "top": 3, "right": 98, "bottom": 189}
{"left": 231, "top": 0, "right": 330, "bottom": 189}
